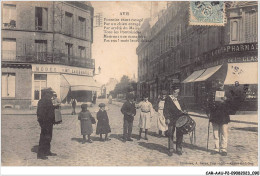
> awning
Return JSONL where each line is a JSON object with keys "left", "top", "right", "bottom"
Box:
{"left": 61, "top": 74, "right": 101, "bottom": 91}
{"left": 182, "top": 69, "right": 206, "bottom": 83}
{"left": 224, "top": 62, "right": 258, "bottom": 85}
{"left": 194, "top": 65, "right": 222, "bottom": 82}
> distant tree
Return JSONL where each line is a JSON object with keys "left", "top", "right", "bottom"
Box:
{"left": 113, "top": 75, "right": 137, "bottom": 98}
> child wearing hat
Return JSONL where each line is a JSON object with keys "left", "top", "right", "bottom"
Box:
{"left": 96, "top": 103, "right": 111, "bottom": 141}
{"left": 78, "top": 104, "right": 94, "bottom": 144}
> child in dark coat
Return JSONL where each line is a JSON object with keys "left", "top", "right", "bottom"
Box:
{"left": 96, "top": 103, "right": 111, "bottom": 141}
{"left": 78, "top": 104, "right": 94, "bottom": 144}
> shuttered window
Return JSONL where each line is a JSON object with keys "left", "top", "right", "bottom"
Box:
{"left": 2, "top": 73, "right": 16, "bottom": 97}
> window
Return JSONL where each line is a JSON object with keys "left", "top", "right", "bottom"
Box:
{"left": 65, "top": 43, "right": 73, "bottom": 62}
{"left": 170, "top": 30, "right": 174, "bottom": 47}
{"left": 2, "top": 73, "right": 16, "bottom": 97}
{"left": 2, "top": 38, "right": 16, "bottom": 60}
{"left": 35, "top": 7, "right": 48, "bottom": 30}
{"left": 2, "top": 4, "right": 16, "bottom": 28}
{"left": 34, "top": 74, "right": 47, "bottom": 100}
{"left": 183, "top": 83, "right": 194, "bottom": 96}
{"left": 245, "top": 11, "right": 258, "bottom": 42}
{"left": 78, "top": 16, "right": 86, "bottom": 38}
{"left": 35, "top": 40, "right": 47, "bottom": 61}
{"left": 177, "top": 24, "right": 182, "bottom": 43}
{"left": 231, "top": 20, "right": 239, "bottom": 41}
{"left": 65, "top": 12, "right": 73, "bottom": 35}
{"left": 78, "top": 46, "right": 86, "bottom": 58}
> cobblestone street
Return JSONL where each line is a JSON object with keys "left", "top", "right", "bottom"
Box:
{"left": 1, "top": 100, "right": 258, "bottom": 166}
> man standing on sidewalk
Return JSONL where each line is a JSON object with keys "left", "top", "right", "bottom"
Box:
{"left": 121, "top": 93, "right": 136, "bottom": 142}
{"left": 207, "top": 80, "right": 231, "bottom": 156}
{"left": 37, "top": 88, "right": 57, "bottom": 160}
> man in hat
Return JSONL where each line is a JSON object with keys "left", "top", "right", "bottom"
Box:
{"left": 121, "top": 93, "right": 136, "bottom": 142}
{"left": 163, "top": 83, "right": 187, "bottom": 156}
{"left": 137, "top": 93, "right": 154, "bottom": 140}
{"left": 207, "top": 80, "right": 231, "bottom": 156}
{"left": 37, "top": 88, "right": 57, "bottom": 160}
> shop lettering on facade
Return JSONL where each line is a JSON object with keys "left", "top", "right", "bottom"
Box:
{"left": 210, "top": 43, "right": 257, "bottom": 57}
{"left": 195, "top": 55, "right": 258, "bottom": 70}
{"left": 228, "top": 55, "right": 258, "bottom": 63}
{"left": 33, "top": 65, "right": 93, "bottom": 76}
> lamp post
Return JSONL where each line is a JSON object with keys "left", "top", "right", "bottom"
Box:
{"left": 98, "top": 66, "right": 101, "bottom": 75}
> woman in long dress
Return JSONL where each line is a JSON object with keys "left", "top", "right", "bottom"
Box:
{"left": 157, "top": 90, "right": 168, "bottom": 137}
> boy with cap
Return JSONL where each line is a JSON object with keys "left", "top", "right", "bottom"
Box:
{"left": 121, "top": 93, "right": 136, "bottom": 142}
{"left": 163, "top": 82, "right": 187, "bottom": 156}
{"left": 96, "top": 103, "right": 111, "bottom": 141}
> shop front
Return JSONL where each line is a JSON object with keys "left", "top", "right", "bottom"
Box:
{"left": 182, "top": 42, "right": 258, "bottom": 111}
{"left": 182, "top": 61, "right": 258, "bottom": 111}
{"left": 31, "top": 64, "right": 99, "bottom": 106}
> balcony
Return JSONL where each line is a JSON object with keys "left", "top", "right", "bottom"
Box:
{"left": 2, "top": 20, "right": 16, "bottom": 29}
{"left": 1, "top": 50, "right": 95, "bottom": 69}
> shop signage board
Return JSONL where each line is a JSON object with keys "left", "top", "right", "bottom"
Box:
{"left": 32, "top": 64, "right": 94, "bottom": 76}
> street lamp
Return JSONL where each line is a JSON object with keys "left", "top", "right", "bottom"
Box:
{"left": 98, "top": 66, "right": 101, "bottom": 74}
{"left": 94, "top": 66, "right": 101, "bottom": 76}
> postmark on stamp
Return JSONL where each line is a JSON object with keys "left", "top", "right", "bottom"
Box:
{"left": 189, "top": 1, "right": 225, "bottom": 26}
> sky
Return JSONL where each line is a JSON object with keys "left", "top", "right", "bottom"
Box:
{"left": 91, "top": 2, "right": 167, "bottom": 84}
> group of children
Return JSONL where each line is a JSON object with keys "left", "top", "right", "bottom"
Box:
{"left": 77, "top": 94, "right": 168, "bottom": 144}
{"left": 78, "top": 103, "right": 111, "bottom": 144}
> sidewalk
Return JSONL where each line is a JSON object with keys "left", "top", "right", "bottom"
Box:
{"left": 2, "top": 99, "right": 258, "bottom": 124}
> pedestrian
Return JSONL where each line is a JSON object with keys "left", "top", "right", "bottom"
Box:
{"left": 36, "top": 88, "right": 57, "bottom": 160}
{"left": 157, "top": 90, "right": 168, "bottom": 137}
{"left": 163, "top": 83, "right": 188, "bottom": 156}
{"left": 52, "top": 92, "right": 62, "bottom": 124}
{"left": 92, "top": 94, "right": 97, "bottom": 105}
{"left": 78, "top": 104, "right": 94, "bottom": 144}
{"left": 120, "top": 93, "right": 136, "bottom": 142}
{"left": 71, "top": 98, "right": 77, "bottom": 115}
{"left": 96, "top": 103, "right": 111, "bottom": 141}
{"left": 137, "top": 94, "right": 154, "bottom": 140}
{"left": 207, "top": 80, "right": 231, "bottom": 156}
{"left": 108, "top": 94, "right": 113, "bottom": 104}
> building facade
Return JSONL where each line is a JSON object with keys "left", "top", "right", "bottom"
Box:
{"left": 1, "top": 1, "right": 98, "bottom": 109}
{"left": 137, "top": 2, "right": 258, "bottom": 110}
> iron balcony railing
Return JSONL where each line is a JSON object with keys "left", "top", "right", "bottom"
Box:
{"left": 1, "top": 50, "right": 95, "bottom": 69}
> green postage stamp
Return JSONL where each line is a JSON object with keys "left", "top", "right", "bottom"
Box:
{"left": 189, "top": 1, "right": 225, "bottom": 26}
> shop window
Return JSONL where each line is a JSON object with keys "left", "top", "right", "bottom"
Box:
{"left": 2, "top": 73, "right": 16, "bottom": 97}
{"left": 35, "top": 7, "right": 48, "bottom": 31}
{"left": 78, "top": 16, "right": 86, "bottom": 38}
{"left": 2, "top": 4, "right": 16, "bottom": 28}
{"left": 65, "top": 12, "right": 73, "bottom": 35}
{"left": 35, "top": 40, "right": 47, "bottom": 61}
{"left": 34, "top": 74, "right": 47, "bottom": 100}
{"left": 2, "top": 38, "right": 16, "bottom": 60}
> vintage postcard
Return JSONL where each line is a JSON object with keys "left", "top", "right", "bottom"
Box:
{"left": 1, "top": 1, "right": 259, "bottom": 175}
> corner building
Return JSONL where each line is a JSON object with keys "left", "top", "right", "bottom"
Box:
{"left": 1, "top": 1, "right": 98, "bottom": 109}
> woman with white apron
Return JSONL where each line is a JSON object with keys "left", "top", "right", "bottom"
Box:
{"left": 157, "top": 90, "right": 168, "bottom": 137}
